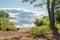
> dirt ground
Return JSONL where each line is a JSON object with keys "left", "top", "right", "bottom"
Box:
{"left": 0, "top": 28, "right": 45, "bottom": 40}
{"left": 0, "top": 28, "right": 60, "bottom": 40}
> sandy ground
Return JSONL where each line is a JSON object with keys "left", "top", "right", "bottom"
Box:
{"left": 0, "top": 28, "right": 46, "bottom": 40}
{"left": 0, "top": 28, "right": 60, "bottom": 40}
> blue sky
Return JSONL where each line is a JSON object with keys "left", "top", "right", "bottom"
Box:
{"left": 0, "top": 0, "right": 48, "bottom": 28}
{"left": 0, "top": 0, "right": 47, "bottom": 12}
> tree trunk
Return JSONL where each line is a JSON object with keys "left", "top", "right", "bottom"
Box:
{"left": 47, "top": 0, "right": 52, "bottom": 27}
{"left": 50, "top": 0, "right": 55, "bottom": 27}
{"left": 47, "top": 0, "right": 55, "bottom": 27}
{"left": 47, "top": 0, "right": 60, "bottom": 40}
{"left": 47, "top": 0, "right": 58, "bottom": 33}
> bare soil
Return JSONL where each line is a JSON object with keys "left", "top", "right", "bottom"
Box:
{"left": 0, "top": 28, "right": 60, "bottom": 40}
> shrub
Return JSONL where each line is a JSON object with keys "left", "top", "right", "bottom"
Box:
{"left": 29, "top": 26, "right": 53, "bottom": 38}
{"left": 6, "top": 27, "right": 17, "bottom": 31}
{"left": 0, "top": 10, "right": 17, "bottom": 31}
{"left": 34, "top": 18, "right": 44, "bottom": 26}
{"left": 43, "top": 19, "right": 49, "bottom": 26}
{"left": 10, "top": 27, "right": 17, "bottom": 31}
{"left": 56, "top": 23, "right": 60, "bottom": 30}
{"left": 34, "top": 17, "right": 49, "bottom": 26}
{"left": 0, "top": 24, "right": 6, "bottom": 31}
{"left": 0, "top": 18, "right": 17, "bottom": 31}
{"left": 1, "top": 28, "right": 6, "bottom": 31}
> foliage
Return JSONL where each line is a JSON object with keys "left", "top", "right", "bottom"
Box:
{"left": 21, "top": 0, "right": 47, "bottom": 7}
{"left": 34, "top": 17, "right": 49, "bottom": 26}
{"left": 0, "top": 18, "right": 17, "bottom": 31}
{"left": 55, "top": 9, "right": 60, "bottom": 23}
{"left": 34, "top": 18, "right": 44, "bottom": 26}
{"left": 56, "top": 23, "right": 60, "bottom": 29}
{"left": 29, "top": 26, "right": 53, "bottom": 38}
{"left": 21, "top": 0, "right": 60, "bottom": 38}
{"left": 0, "top": 10, "right": 17, "bottom": 31}
{"left": 0, "top": 10, "right": 9, "bottom": 18}
{"left": 30, "top": 23, "right": 60, "bottom": 38}
{"left": 30, "top": 16, "right": 60, "bottom": 38}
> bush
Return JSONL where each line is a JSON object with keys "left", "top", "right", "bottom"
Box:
{"left": 29, "top": 23, "right": 60, "bottom": 38}
{"left": 29, "top": 26, "right": 53, "bottom": 38}
{"left": 1, "top": 28, "right": 6, "bottom": 31}
{"left": 43, "top": 18, "right": 49, "bottom": 26}
{"left": 34, "top": 18, "right": 44, "bottom": 26}
{"left": 0, "top": 18, "right": 17, "bottom": 31}
{"left": 10, "top": 27, "right": 17, "bottom": 31}
{"left": 34, "top": 17, "right": 49, "bottom": 26}
{"left": 6, "top": 27, "right": 17, "bottom": 31}
{"left": 0, "top": 10, "right": 17, "bottom": 31}
{"left": 56, "top": 23, "right": 60, "bottom": 30}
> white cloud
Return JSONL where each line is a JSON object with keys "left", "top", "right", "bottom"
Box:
{"left": 0, "top": 8, "right": 22, "bottom": 10}
{"left": 15, "top": 24, "right": 35, "bottom": 28}
{"left": 0, "top": 8, "right": 48, "bottom": 21}
{"left": 9, "top": 19, "right": 17, "bottom": 22}
{"left": 9, "top": 13, "right": 19, "bottom": 18}
{"left": 0, "top": 8, "right": 48, "bottom": 28}
{"left": 0, "top": 8, "right": 47, "bottom": 13}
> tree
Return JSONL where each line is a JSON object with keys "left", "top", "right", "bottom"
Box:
{"left": 21, "top": 0, "right": 60, "bottom": 40}
{"left": 21, "top": 0, "right": 56, "bottom": 30}
{"left": 55, "top": 9, "right": 60, "bottom": 22}
{"left": 55, "top": 0, "right": 60, "bottom": 22}
{"left": 47, "top": 0, "right": 55, "bottom": 27}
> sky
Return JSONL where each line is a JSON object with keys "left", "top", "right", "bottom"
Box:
{"left": 0, "top": 0, "right": 47, "bottom": 12}
{"left": 0, "top": 0, "right": 48, "bottom": 28}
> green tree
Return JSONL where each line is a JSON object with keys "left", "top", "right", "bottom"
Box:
{"left": 55, "top": 0, "right": 60, "bottom": 23}
{"left": 21, "top": 0, "right": 60, "bottom": 28}
{"left": 21, "top": 0, "right": 56, "bottom": 30}
{"left": 21, "top": 0, "right": 60, "bottom": 40}
{"left": 55, "top": 9, "right": 60, "bottom": 22}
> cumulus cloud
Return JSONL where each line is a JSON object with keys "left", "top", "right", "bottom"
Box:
{"left": 0, "top": 8, "right": 48, "bottom": 28}
{"left": 0, "top": 8, "right": 47, "bottom": 13}
{"left": 15, "top": 24, "right": 35, "bottom": 28}
{"left": 0, "top": 8, "right": 22, "bottom": 10}
{"left": 9, "top": 13, "right": 20, "bottom": 18}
